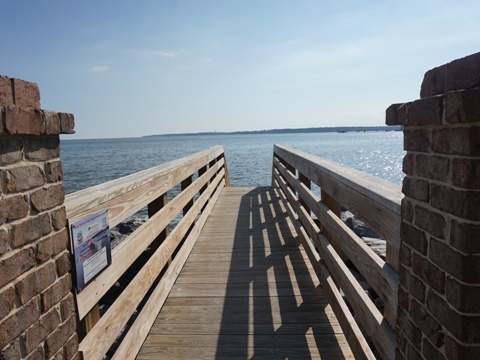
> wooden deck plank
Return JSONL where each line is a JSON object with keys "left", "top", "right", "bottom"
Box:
{"left": 136, "top": 187, "right": 353, "bottom": 359}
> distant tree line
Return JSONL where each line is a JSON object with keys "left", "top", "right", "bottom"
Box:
{"left": 145, "top": 125, "right": 403, "bottom": 137}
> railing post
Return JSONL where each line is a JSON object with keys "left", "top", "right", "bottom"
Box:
{"left": 181, "top": 175, "right": 195, "bottom": 215}
{"left": 387, "top": 52, "right": 480, "bottom": 359}
{"left": 220, "top": 153, "right": 231, "bottom": 187}
{"left": 0, "top": 76, "right": 79, "bottom": 358}
{"left": 181, "top": 175, "right": 196, "bottom": 239}
{"left": 298, "top": 172, "right": 311, "bottom": 215}
{"left": 148, "top": 193, "right": 170, "bottom": 258}
{"left": 320, "top": 190, "right": 344, "bottom": 259}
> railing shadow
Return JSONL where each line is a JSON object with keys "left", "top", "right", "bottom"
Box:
{"left": 215, "top": 187, "right": 347, "bottom": 359}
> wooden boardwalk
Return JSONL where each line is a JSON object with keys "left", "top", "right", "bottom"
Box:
{"left": 136, "top": 187, "right": 353, "bottom": 359}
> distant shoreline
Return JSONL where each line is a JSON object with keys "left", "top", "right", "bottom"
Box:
{"left": 144, "top": 125, "right": 402, "bottom": 138}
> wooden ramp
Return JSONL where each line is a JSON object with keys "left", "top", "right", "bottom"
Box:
{"left": 136, "top": 187, "right": 353, "bottom": 359}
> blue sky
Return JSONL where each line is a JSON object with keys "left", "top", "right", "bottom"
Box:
{"left": 2, "top": 0, "right": 479, "bottom": 139}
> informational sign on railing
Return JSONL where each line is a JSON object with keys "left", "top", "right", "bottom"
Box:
{"left": 70, "top": 209, "right": 112, "bottom": 293}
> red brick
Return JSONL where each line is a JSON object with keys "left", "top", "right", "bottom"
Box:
{"left": 401, "top": 222, "right": 427, "bottom": 255}
{"left": 41, "top": 274, "right": 72, "bottom": 311}
{"left": 446, "top": 276, "right": 480, "bottom": 313}
{"left": 445, "top": 335, "right": 480, "bottom": 359}
{"left": 0, "top": 285, "right": 16, "bottom": 319}
{"left": 5, "top": 164, "right": 45, "bottom": 193}
{"left": 59, "top": 113, "right": 75, "bottom": 134}
{"left": 11, "top": 78, "right": 40, "bottom": 109}
{"left": 399, "top": 265, "right": 426, "bottom": 302}
{"left": 421, "top": 52, "right": 480, "bottom": 97}
{"left": 431, "top": 126, "right": 480, "bottom": 156}
{"left": 426, "top": 288, "right": 449, "bottom": 324}
{"left": 0, "top": 137, "right": 23, "bottom": 166}
{"left": 11, "top": 213, "right": 51, "bottom": 248}
{"left": 396, "top": 326, "right": 408, "bottom": 357}
{"left": 24, "top": 136, "right": 60, "bottom": 161}
{"left": 44, "top": 160, "right": 63, "bottom": 183}
{"left": 402, "top": 153, "right": 415, "bottom": 176}
{"left": 399, "top": 242, "right": 412, "bottom": 268}
{"left": 414, "top": 205, "right": 445, "bottom": 239}
{"left": 445, "top": 51, "right": 480, "bottom": 93}
{"left": 43, "top": 110, "right": 61, "bottom": 135}
{"left": 421, "top": 65, "right": 445, "bottom": 98}
{"left": 24, "top": 345, "right": 44, "bottom": 360}
{"left": 430, "top": 237, "right": 480, "bottom": 283}
{"left": 386, "top": 103, "right": 409, "bottom": 126}
{"left": 50, "top": 207, "right": 67, "bottom": 231}
{"left": 452, "top": 158, "right": 480, "bottom": 189}
{"left": 445, "top": 88, "right": 480, "bottom": 124}
{"left": 1, "top": 107, "right": 4, "bottom": 134}
{"left": 416, "top": 154, "right": 449, "bottom": 182}
{"left": 402, "top": 177, "right": 429, "bottom": 202}
{"left": 44, "top": 314, "right": 76, "bottom": 357}
{"left": 0, "top": 194, "right": 29, "bottom": 226}
{"left": 404, "top": 128, "right": 429, "bottom": 152}
{"left": 15, "top": 261, "right": 56, "bottom": 305}
{"left": 56, "top": 251, "right": 71, "bottom": 277}
{"left": 0, "top": 296, "right": 40, "bottom": 349}
{"left": 412, "top": 252, "right": 445, "bottom": 294}
{"left": 395, "top": 347, "right": 407, "bottom": 360}
{"left": 0, "top": 227, "right": 9, "bottom": 257}
{"left": 408, "top": 96, "right": 444, "bottom": 126}
{"left": 0, "top": 76, "right": 14, "bottom": 106}
{"left": 450, "top": 219, "right": 480, "bottom": 254}
{"left": 23, "top": 306, "right": 61, "bottom": 354}
{"left": 431, "top": 184, "right": 480, "bottom": 221}
{"left": 410, "top": 298, "right": 444, "bottom": 347}
{"left": 401, "top": 198, "right": 414, "bottom": 224}
{"left": 422, "top": 337, "right": 446, "bottom": 360}
{"left": 0, "top": 246, "right": 36, "bottom": 288}
{"left": 429, "top": 289, "right": 480, "bottom": 343}
{"left": 405, "top": 341, "right": 424, "bottom": 360}
{"left": 36, "top": 228, "right": 69, "bottom": 263}
{"left": 396, "top": 308, "right": 422, "bottom": 351}
{"left": 0, "top": 338, "right": 21, "bottom": 360}
{"left": 64, "top": 333, "right": 79, "bottom": 360}
{"left": 30, "top": 183, "right": 65, "bottom": 212}
{"left": 398, "top": 285, "right": 410, "bottom": 312}
{"left": 4, "top": 106, "right": 44, "bottom": 135}
{"left": 52, "top": 349, "right": 64, "bottom": 360}
{"left": 59, "top": 293, "right": 75, "bottom": 322}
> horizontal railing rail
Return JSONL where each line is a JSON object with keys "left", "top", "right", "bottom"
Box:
{"left": 65, "top": 146, "right": 230, "bottom": 360}
{"left": 272, "top": 144, "right": 402, "bottom": 360}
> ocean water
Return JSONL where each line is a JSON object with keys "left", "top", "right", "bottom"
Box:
{"left": 60, "top": 131, "right": 405, "bottom": 195}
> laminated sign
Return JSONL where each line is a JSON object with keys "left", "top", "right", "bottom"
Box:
{"left": 70, "top": 209, "right": 112, "bottom": 293}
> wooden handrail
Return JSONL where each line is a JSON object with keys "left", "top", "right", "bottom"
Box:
{"left": 65, "top": 146, "right": 229, "bottom": 360}
{"left": 272, "top": 144, "right": 402, "bottom": 360}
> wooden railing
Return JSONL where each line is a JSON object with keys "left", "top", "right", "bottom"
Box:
{"left": 272, "top": 144, "right": 402, "bottom": 360}
{"left": 65, "top": 146, "right": 229, "bottom": 360}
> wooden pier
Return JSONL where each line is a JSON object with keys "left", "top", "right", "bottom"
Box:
{"left": 137, "top": 187, "right": 353, "bottom": 359}
{"left": 64, "top": 145, "right": 401, "bottom": 359}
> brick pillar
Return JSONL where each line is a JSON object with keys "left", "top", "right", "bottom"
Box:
{"left": 0, "top": 76, "right": 78, "bottom": 359}
{"left": 386, "top": 52, "right": 480, "bottom": 359}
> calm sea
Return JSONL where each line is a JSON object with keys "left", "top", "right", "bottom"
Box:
{"left": 60, "top": 131, "right": 405, "bottom": 195}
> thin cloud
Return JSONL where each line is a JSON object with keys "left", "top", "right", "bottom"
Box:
{"left": 140, "top": 50, "right": 176, "bottom": 59}
{"left": 91, "top": 65, "right": 110, "bottom": 73}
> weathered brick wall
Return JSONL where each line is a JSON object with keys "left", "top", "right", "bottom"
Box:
{"left": 0, "top": 76, "right": 78, "bottom": 359}
{"left": 387, "top": 52, "right": 480, "bottom": 359}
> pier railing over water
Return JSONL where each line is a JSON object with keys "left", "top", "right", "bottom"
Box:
{"left": 65, "top": 146, "right": 229, "bottom": 359}
{"left": 272, "top": 144, "right": 402, "bottom": 359}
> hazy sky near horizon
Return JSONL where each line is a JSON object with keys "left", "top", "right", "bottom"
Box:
{"left": 2, "top": 0, "right": 479, "bottom": 139}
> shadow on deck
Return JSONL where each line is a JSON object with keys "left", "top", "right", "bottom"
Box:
{"left": 137, "top": 187, "right": 352, "bottom": 359}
